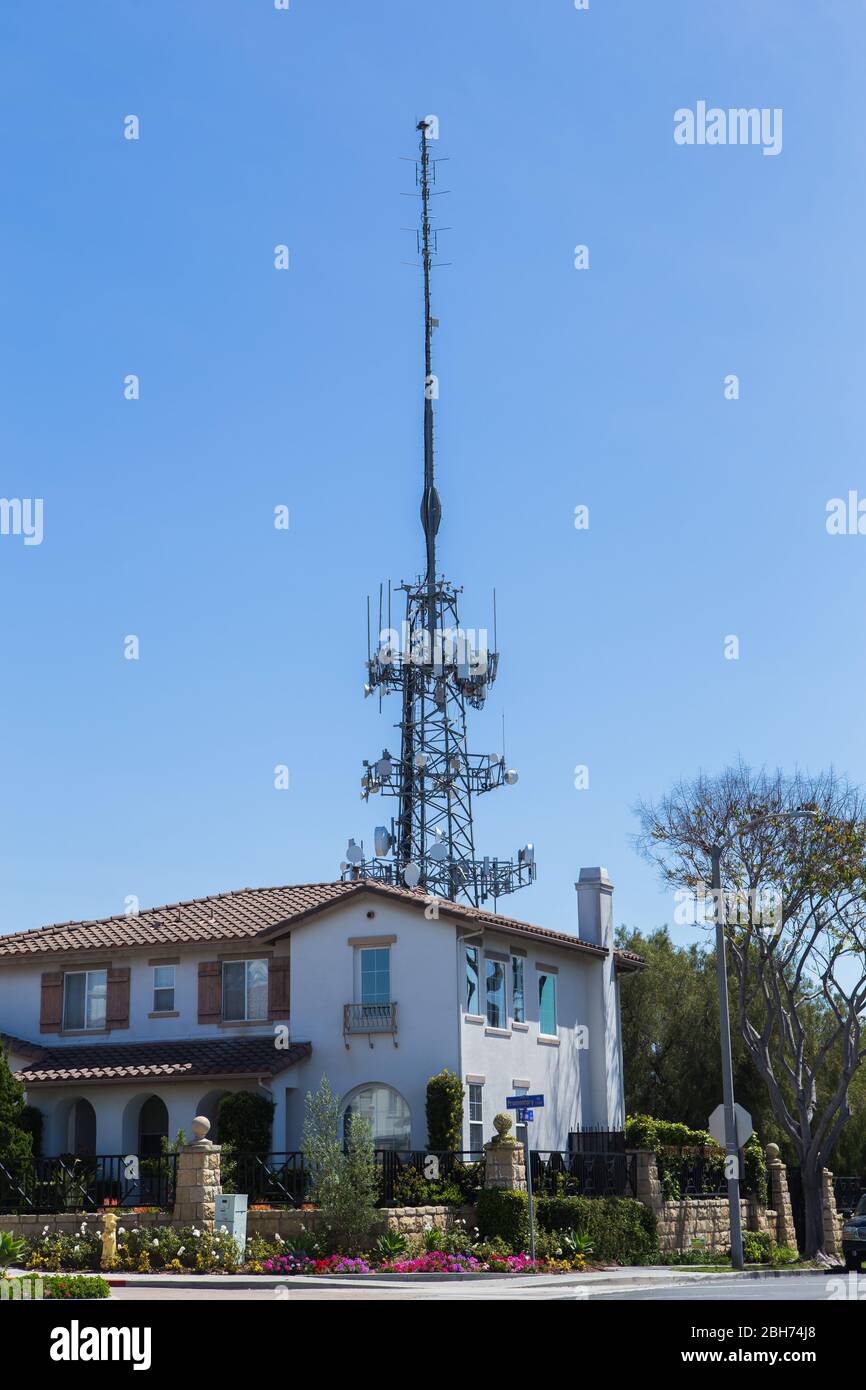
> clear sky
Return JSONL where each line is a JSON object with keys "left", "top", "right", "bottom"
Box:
{"left": 1, "top": 0, "right": 864, "bottom": 943}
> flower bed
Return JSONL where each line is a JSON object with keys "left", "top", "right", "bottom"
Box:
{"left": 3, "top": 1273, "right": 110, "bottom": 1300}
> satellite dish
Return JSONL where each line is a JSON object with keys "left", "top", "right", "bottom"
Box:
{"left": 488, "top": 753, "right": 501, "bottom": 767}
{"left": 414, "top": 751, "right": 428, "bottom": 771}
{"left": 375, "top": 756, "right": 392, "bottom": 780}
{"left": 428, "top": 839, "right": 448, "bottom": 862}
{"left": 374, "top": 826, "right": 392, "bottom": 857}
{"left": 346, "top": 839, "right": 364, "bottom": 865}
{"left": 403, "top": 861, "right": 421, "bottom": 888}
{"left": 504, "top": 769, "right": 519, "bottom": 786}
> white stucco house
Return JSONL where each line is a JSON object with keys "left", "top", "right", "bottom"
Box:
{"left": 0, "top": 870, "right": 641, "bottom": 1159}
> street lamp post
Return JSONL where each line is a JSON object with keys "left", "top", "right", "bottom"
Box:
{"left": 708, "top": 808, "right": 815, "bottom": 1273}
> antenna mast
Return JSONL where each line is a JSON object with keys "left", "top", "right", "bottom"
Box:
{"left": 342, "top": 120, "right": 536, "bottom": 907}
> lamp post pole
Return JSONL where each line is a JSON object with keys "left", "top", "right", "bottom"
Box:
{"left": 710, "top": 842, "right": 744, "bottom": 1271}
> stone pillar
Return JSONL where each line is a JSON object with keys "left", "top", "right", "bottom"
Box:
{"left": 630, "top": 1149, "right": 663, "bottom": 1216}
{"left": 821, "top": 1168, "right": 842, "bottom": 1260}
{"left": 172, "top": 1116, "right": 222, "bottom": 1230}
{"left": 765, "top": 1143, "right": 796, "bottom": 1249}
{"left": 483, "top": 1113, "right": 527, "bottom": 1191}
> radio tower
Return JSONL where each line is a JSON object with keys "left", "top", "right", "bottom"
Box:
{"left": 341, "top": 120, "right": 536, "bottom": 907}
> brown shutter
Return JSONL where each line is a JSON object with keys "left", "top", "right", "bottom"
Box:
{"left": 106, "top": 967, "right": 131, "bottom": 1029}
{"left": 268, "top": 956, "right": 291, "bottom": 1021}
{"left": 198, "top": 961, "right": 222, "bottom": 1023}
{"left": 40, "top": 972, "right": 64, "bottom": 1033}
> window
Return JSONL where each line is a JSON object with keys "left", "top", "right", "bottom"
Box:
{"left": 511, "top": 955, "right": 525, "bottom": 1023}
{"left": 513, "top": 1085, "right": 528, "bottom": 1148}
{"left": 152, "top": 965, "right": 175, "bottom": 1013}
{"left": 468, "top": 1083, "right": 484, "bottom": 1154}
{"left": 63, "top": 970, "right": 107, "bottom": 1031}
{"left": 465, "top": 945, "right": 480, "bottom": 1014}
{"left": 360, "top": 947, "right": 390, "bottom": 1006}
{"left": 343, "top": 1084, "right": 411, "bottom": 1151}
{"left": 486, "top": 957, "right": 506, "bottom": 1028}
{"left": 538, "top": 971, "right": 557, "bottom": 1035}
{"left": 222, "top": 959, "right": 268, "bottom": 1021}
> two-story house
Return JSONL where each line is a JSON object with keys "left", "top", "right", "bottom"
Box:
{"left": 0, "top": 869, "right": 641, "bottom": 1158}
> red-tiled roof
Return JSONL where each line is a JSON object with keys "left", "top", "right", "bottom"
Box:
{"left": 14, "top": 1036, "right": 311, "bottom": 1086}
{"left": 0, "top": 879, "right": 642, "bottom": 969}
{"left": 0, "top": 1031, "right": 44, "bottom": 1060}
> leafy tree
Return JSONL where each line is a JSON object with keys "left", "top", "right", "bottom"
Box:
{"left": 302, "top": 1076, "right": 377, "bottom": 1251}
{"left": 0, "top": 1043, "right": 33, "bottom": 1171}
{"left": 426, "top": 1069, "right": 464, "bottom": 1150}
{"left": 216, "top": 1091, "right": 275, "bottom": 1152}
{"left": 637, "top": 762, "right": 866, "bottom": 1258}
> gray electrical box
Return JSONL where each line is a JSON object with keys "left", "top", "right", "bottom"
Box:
{"left": 215, "top": 1192, "right": 248, "bottom": 1258}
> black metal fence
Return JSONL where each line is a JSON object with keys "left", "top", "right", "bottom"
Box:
{"left": 833, "top": 1175, "right": 866, "bottom": 1216}
{"left": 1, "top": 1139, "right": 639, "bottom": 1213}
{"left": 0, "top": 1154, "right": 177, "bottom": 1214}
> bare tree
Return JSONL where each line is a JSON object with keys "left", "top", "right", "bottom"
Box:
{"left": 637, "top": 763, "right": 866, "bottom": 1258}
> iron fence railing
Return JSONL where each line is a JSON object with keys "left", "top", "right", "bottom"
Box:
{"left": 833, "top": 1174, "right": 866, "bottom": 1216}
{"left": 343, "top": 1002, "right": 398, "bottom": 1034}
{"left": 530, "top": 1149, "right": 636, "bottom": 1199}
{"left": 0, "top": 1154, "right": 177, "bottom": 1214}
{"left": 656, "top": 1150, "right": 727, "bottom": 1199}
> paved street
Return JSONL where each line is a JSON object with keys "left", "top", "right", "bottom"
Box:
{"left": 98, "top": 1271, "right": 855, "bottom": 1302}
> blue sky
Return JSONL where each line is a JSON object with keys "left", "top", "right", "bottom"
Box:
{"left": 1, "top": 0, "right": 864, "bottom": 943}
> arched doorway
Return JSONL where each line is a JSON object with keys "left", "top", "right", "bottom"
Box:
{"left": 137, "top": 1096, "right": 169, "bottom": 1157}
{"left": 343, "top": 1083, "right": 411, "bottom": 1151}
{"left": 69, "top": 1098, "right": 96, "bottom": 1157}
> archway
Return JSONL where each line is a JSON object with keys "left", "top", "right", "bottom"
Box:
{"left": 342, "top": 1083, "right": 411, "bottom": 1151}
{"left": 137, "top": 1095, "right": 169, "bottom": 1157}
{"left": 69, "top": 1098, "right": 96, "bottom": 1157}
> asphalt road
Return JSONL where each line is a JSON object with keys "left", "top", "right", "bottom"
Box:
{"left": 101, "top": 1272, "right": 856, "bottom": 1302}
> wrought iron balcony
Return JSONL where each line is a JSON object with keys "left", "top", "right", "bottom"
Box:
{"left": 343, "top": 1001, "right": 398, "bottom": 1035}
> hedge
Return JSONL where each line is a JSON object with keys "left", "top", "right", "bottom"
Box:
{"left": 477, "top": 1189, "right": 658, "bottom": 1265}
{"left": 537, "top": 1195, "right": 658, "bottom": 1265}
{"left": 625, "top": 1114, "right": 768, "bottom": 1205}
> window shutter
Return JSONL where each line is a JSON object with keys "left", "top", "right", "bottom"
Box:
{"left": 40, "top": 972, "right": 64, "bottom": 1033}
{"left": 106, "top": 967, "right": 131, "bottom": 1029}
{"left": 198, "top": 961, "right": 222, "bottom": 1023}
{"left": 268, "top": 956, "right": 291, "bottom": 1021}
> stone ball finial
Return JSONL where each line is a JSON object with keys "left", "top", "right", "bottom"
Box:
{"left": 765, "top": 1142, "right": 780, "bottom": 1162}
{"left": 191, "top": 1115, "right": 211, "bottom": 1140}
{"left": 493, "top": 1113, "right": 513, "bottom": 1139}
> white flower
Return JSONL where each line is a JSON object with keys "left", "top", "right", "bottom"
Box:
{"left": 177, "top": 1246, "right": 185, "bottom": 1257}
{"left": 42, "top": 1225, "right": 49, "bottom": 1235}
{"left": 118, "top": 1227, "right": 126, "bottom": 1235}
{"left": 220, "top": 1225, "right": 228, "bottom": 1233}
{"left": 275, "top": 1233, "right": 284, "bottom": 1245}
{"left": 80, "top": 1223, "right": 87, "bottom": 1235}
{"left": 73, "top": 1245, "right": 80, "bottom": 1252}
{"left": 152, "top": 1239, "right": 159, "bottom": 1247}
{"left": 192, "top": 1228, "right": 201, "bottom": 1238}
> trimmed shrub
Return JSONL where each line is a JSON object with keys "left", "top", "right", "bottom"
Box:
{"left": 426, "top": 1070, "right": 464, "bottom": 1152}
{"left": 476, "top": 1189, "right": 529, "bottom": 1252}
{"left": 742, "top": 1230, "right": 773, "bottom": 1264}
{"left": 536, "top": 1195, "right": 658, "bottom": 1265}
{"left": 216, "top": 1091, "right": 275, "bottom": 1153}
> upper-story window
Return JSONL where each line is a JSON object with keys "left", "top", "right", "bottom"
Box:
{"left": 538, "top": 971, "right": 557, "bottom": 1036}
{"left": 360, "top": 947, "right": 390, "bottom": 1006}
{"left": 222, "top": 959, "right": 268, "bottom": 1022}
{"left": 152, "top": 965, "right": 176, "bottom": 1013}
{"left": 63, "top": 969, "right": 107, "bottom": 1031}
{"left": 486, "top": 957, "right": 506, "bottom": 1028}
{"left": 511, "top": 955, "right": 526, "bottom": 1023}
{"left": 468, "top": 1082, "right": 484, "bottom": 1154}
{"left": 465, "top": 945, "right": 480, "bottom": 1014}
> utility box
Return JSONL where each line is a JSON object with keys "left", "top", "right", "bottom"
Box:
{"left": 215, "top": 1193, "right": 248, "bottom": 1258}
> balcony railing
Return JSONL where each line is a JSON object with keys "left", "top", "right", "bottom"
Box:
{"left": 343, "top": 1001, "right": 397, "bottom": 1034}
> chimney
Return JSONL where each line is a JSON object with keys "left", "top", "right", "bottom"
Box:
{"left": 575, "top": 867, "right": 614, "bottom": 948}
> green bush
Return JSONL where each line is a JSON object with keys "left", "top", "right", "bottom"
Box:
{"left": 626, "top": 1113, "right": 767, "bottom": 1200}
{"left": 742, "top": 1230, "right": 773, "bottom": 1264}
{"left": 536, "top": 1196, "right": 658, "bottom": 1265}
{"left": 476, "top": 1189, "right": 530, "bottom": 1252}
{"left": 216, "top": 1091, "right": 275, "bottom": 1153}
{"left": 3, "top": 1273, "right": 110, "bottom": 1300}
{"left": 426, "top": 1070, "right": 464, "bottom": 1151}
{"left": 25, "top": 1229, "right": 102, "bottom": 1272}
{"left": 19, "top": 1105, "right": 43, "bottom": 1158}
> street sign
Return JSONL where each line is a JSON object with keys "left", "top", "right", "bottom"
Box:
{"left": 516, "top": 1108, "right": 533, "bottom": 1123}
{"left": 708, "top": 1103, "right": 752, "bottom": 1150}
{"left": 506, "top": 1093, "right": 544, "bottom": 1109}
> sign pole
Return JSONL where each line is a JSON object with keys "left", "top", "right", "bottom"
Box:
{"left": 523, "top": 1120, "right": 536, "bottom": 1262}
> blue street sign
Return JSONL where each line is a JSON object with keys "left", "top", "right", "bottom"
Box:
{"left": 516, "top": 1108, "right": 533, "bottom": 1123}
{"left": 506, "top": 1093, "right": 544, "bottom": 1109}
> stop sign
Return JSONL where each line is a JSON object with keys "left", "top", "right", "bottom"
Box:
{"left": 708, "top": 1103, "right": 753, "bottom": 1149}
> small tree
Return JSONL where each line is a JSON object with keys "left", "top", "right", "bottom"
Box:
{"left": 0, "top": 1044, "right": 33, "bottom": 1172}
{"left": 216, "top": 1091, "right": 275, "bottom": 1152}
{"left": 302, "top": 1076, "right": 378, "bottom": 1252}
{"left": 426, "top": 1069, "right": 464, "bottom": 1151}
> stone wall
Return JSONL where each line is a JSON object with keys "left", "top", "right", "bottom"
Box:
{"left": 1, "top": 1205, "right": 477, "bottom": 1243}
